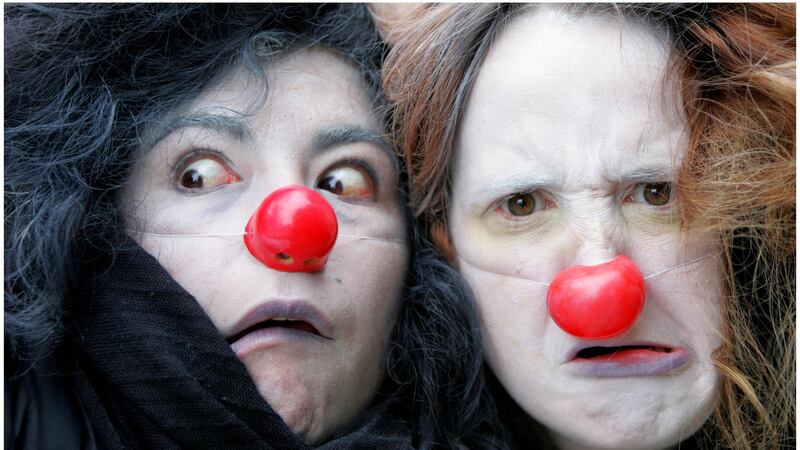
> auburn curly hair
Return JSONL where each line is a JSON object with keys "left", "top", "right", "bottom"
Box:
{"left": 382, "top": 3, "right": 795, "bottom": 449}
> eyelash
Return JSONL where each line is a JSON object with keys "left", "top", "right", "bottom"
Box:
{"left": 492, "top": 190, "right": 555, "bottom": 219}
{"left": 623, "top": 182, "right": 676, "bottom": 210}
{"left": 317, "top": 158, "right": 380, "bottom": 200}
{"left": 489, "top": 182, "right": 676, "bottom": 220}
{"left": 170, "top": 148, "right": 386, "bottom": 201}
{"left": 172, "top": 148, "right": 240, "bottom": 192}
{"left": 333, "top": 159, "right": 378, "bottom": 184}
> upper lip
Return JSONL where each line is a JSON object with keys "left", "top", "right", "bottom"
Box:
{"left": 564, "top": 340, "right": 678, "bottom": 363}
{"left": 225, "top": 299, "right": 335, "bottom": 343}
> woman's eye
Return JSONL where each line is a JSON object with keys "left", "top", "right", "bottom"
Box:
{"left": 501, "top": 191, "right": 549, "bottom": 217}
{"left": 631, "top": 182, "right": 673, "bottom": 206}
{"left": 177, "top": 157, "right": 241, "bottom": 190}
{"left": 316, "top": 164, "right": 374, "bottom": 199}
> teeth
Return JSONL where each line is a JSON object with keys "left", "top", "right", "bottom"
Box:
{"left": 273, "top": 317, "right": 288, "bottom": 321}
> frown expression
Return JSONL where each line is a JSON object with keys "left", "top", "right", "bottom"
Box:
{"left": 450, "top": 7, "right": 723, "bottom": 449}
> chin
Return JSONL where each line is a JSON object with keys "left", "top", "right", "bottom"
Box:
{"left": 246, "top": 360, "right": 322, "bottom": 443}
{"left": 543, "top": 387, "right": 719, "bottom": 450}
{"left": 264, "top": 389, "right": 317, "bottom": 443}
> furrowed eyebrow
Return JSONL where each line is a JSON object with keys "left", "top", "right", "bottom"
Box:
{"left": 467, "top": 177, "right": 555, "bottom": 215}
{"left": 143, "top": 112, "right": 255, "bottom": 150}
{"left": 617, "top": 166, "right": 676, "bottom": 183}
{"left": 312, "top": 125, "right": 398, "bottom": 169}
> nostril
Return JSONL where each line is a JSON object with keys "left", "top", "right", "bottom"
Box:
{"left": 243, "top": 185, "right": 338, "bottom": 273}
{"left": 275, "top": 253, "right": 293, "bottom": 265}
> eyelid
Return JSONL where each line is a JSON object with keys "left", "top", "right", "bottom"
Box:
{"left": 172, "top": 148, "right": 241, "bottom": 192}
{"left": 318, "top": 158, "right": 380, "bottom": 200}
{"left": 492, "top": 189, "right": 553, "bottom": 218}
{"left": 173, "top": 148, "right": 237, "bottom": 174}
{"left": 625, "top": 182, "right": 676, "bottom": 207}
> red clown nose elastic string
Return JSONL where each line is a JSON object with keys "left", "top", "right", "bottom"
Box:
{"left": 546, "top": 255, "right": 646, "bottom": 340}
{"left": 243, "top": 185, "right": 338, "bottom": 273}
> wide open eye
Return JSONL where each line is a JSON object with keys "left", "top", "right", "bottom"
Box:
{"left": 501, "top": 191, "right": 549, "bottom": 217}
{"left": 176, "top": 154, "right": 241, "bottom": 191}
{"left": 630, "top": 182, "right": 673, "bottom": 206}
{"left": 316, "top": 164, "right": 374, "bottom": 199}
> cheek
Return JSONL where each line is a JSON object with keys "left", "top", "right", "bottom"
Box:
{"left": 644, "top": 256, "right": 725, "bottom": 353}
{"left": 451, "top": 213, "right": 568, "bottom": 284}
{"left": 457, "top": 256, "right": 555, "bottom": 373}
{"left": 629, "top": 230, "right": 725, "bottom": 337}
{"left": 118, "top": 153, "right": 169, "bottom": 217}
{"left": 134, "top": 235, "right": 249, "bottom": 328}
{"left": 327, "top": 240, "right": 408, "bottom": 341}
{"left": 324, "top": 203, "right": 409, "bottom": 344}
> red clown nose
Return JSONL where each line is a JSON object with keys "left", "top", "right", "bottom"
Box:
{"left": 244, "top": 185, "right": 338, "bottom": 272}
{"left": 546, "top": 255, "right": 645, "bottom": 339}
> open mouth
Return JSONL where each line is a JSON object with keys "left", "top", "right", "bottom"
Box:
{"left": 575, "top": 345, "right": 672, "bottom": 360}
{"left": 225, "top": 300, "right": 335, "bottom": 354}
{"left": 565, "top": 343, "right": 688, "bottom": 377}
{"left": 226, "top": 318, "right": 323, "bottom": 344}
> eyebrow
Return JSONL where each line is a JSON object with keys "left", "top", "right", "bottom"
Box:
{"left": 311, "top": 125, "right": 398, "bottom": 168}
{"left": 144, "top": 112, "right": 255, "bottom": 150}
{"left": 466, "top": 175, "right": 556, "bottom": 215}
{"left": 465, "top": 164, "right": 677, "bottom": 215}
{"left": 145, "top": 114, "right": 398, "bottom": 168}
{"left": 616, "top": 166, "right": 676, "bottom": 183}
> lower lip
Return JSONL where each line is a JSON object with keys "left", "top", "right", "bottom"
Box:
{"left": 229, "top": 327, "right": 330, "bottom": 357}
{"left": 563, "top": 347, "right": 690, "bottom": 377}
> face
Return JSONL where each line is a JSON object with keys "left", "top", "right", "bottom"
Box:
{"left": 118, "top": 48, "right": 409, "bottom": 444}
{"left": 450, "top": 8, "right": 723, "bottom": 450}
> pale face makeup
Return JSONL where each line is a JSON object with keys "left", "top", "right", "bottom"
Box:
{"left": 118, "top": 48, "right": 409, "bottom": 445}
{"left": 450, "top": 7, "right": 723, "bottom": 450}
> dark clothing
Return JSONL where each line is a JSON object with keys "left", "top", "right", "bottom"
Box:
{"left": 5, "top": 354, "right": 98, "bottom": 450}
{"left": 6, "top": 238, "right": 438, "bottom": 449}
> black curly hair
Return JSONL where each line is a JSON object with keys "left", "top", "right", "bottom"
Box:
{"left": 4, "top": 4, "right": 506, "bottom": 448}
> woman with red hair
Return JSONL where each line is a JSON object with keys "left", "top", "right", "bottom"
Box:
{"left": 383, "top": 4, "right": 794, "bottom": 449}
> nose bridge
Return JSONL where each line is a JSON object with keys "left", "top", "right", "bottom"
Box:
{"left": 566, "top": 193, "right": 621, "bottom": 266}
{"left": 254, "top": 157, "right": 303, "bottom": 197}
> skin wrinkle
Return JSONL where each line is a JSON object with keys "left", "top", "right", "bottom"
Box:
{"left": 381, "top": 3, "right": 793, "bottom": 446}
{"left": 129, "top": 133, "right": 399, "bottom": 236}
{"left": 118, "top": 48, "right": 409, "bottom": 445}
{"left": 6, "top": 4, "right": 511, "bottom": 448}
{"left": 448, "top": 7, "right": 724, "bottom": 450}
{"left": 456, "top": 214, "right": 724, "bottom": 352}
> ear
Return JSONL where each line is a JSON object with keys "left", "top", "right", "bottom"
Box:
{"left": 368, "top": 3, "right": 425, "bottom": 46}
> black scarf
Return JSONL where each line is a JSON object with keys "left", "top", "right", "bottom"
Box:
{"left": 69, "top": 235, "right": 437, "bottom": 449}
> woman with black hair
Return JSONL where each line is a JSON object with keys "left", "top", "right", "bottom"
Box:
{"left": 5, "top": 4, "right": 505, "bottom": 449}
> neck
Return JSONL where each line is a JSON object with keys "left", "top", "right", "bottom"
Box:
{"left": 550, "top": 432, "right": 676, "bottom": 450}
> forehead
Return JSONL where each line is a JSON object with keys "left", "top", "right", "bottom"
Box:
{"left": 159, "top": 46, "right": 379, "bottom": 144}
{"left": 455, "top": 7, "right": 686, "bottom": 186}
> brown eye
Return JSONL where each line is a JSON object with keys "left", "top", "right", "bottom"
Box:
{"left": 633, "top": 182, "right": 672, "bottom": 206}
{"left": 502, "top": 191, "right": 550, "bottom": 217}
{"left": 177, "top": 157, "right": 241, "bottom": 191}
{"left": 316, "top": 164, "right": 374, "bottom": 198}
{"left": 507, "top": 194, "right": 535, "bottom": 216}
